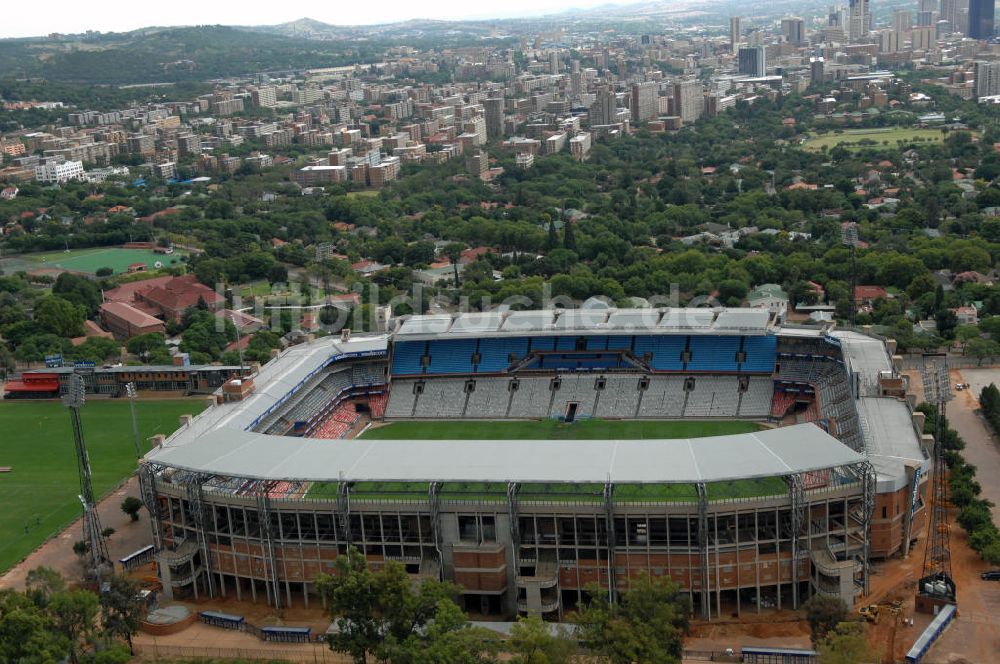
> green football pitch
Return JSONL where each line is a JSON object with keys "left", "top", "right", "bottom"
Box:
{"left": 14, "top": 247, "right": 187, "bottom": 275}
{"left": 0, "top": 399, "right": 206, "bottom": 574}
{"left": 306, "top": 419, "right": 787, "bottom": 503}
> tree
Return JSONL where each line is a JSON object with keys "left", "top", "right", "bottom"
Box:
{"left": 574, "top": 572, "right": 689, "bottom": 664}
{"left": 316, "top": 546, "right": 463, "bottom": 664}
{"left": 562, "top": 219, "right": 577, "bottom": 252}
{"left": 99, "top": 576, "right": 144, "bottom": 655}
{"left": 24, "top": 566, "right": 65, "bottom": 609}
{"left": 442, "top": 243, "right": 466, "bottom": 289}
{"left": 379, "top": 599, "right": 499, "bottom": 664}
{"left": 509, "top": 614, "right": 578, "bottom": 664}
{"left": 817, "top": 621, "right": 868, "bottom": 664}
{"left": 803, "top": 594, "right": 848, "bottom": 645}
{"left": 34, "top": 296, "right": 85, "bottom": 338}
{"left": 120, "top": 497, "right": 143, "bottom": 522}
{"left": 0, "top": 589, "right": 70, "bottom": 663}
{"left": 49, "top": 590, "right": 99, "bottom": 664}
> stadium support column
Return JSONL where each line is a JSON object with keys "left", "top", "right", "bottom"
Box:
{"left": 255, "top": 485, "right": 282, "bottom": 610}
{"left": 186, "top": 474, "right": 216, "bottom": 599}
{"left": 696, "top": 482, "right": 710, "bottom": 620}
{"left": 785, "top": 473, "right": 805, "bottom": 609}
{"left": 336, "top": 481, "right": 351, "bottom": 547}
{"left": 603, "top": 482, "right": 616, "bottom": 603}
{"left": 429, "top": 482, "right": 444, "bottom": 579}
{"left": 860, "top": 460, "right": 875, "bottom": 596}
{"left": 506, "top": 482, "right": 521, "bottom": 615}
{"left": 138, "top": 462, "right": 163, "bottom": 551}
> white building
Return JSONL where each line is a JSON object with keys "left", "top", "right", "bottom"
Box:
{"left": 34, "top": 160, "right": 84, "bottom": 184}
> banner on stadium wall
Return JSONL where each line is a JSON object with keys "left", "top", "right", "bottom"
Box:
{"left": 823, "top": 334, "right": 842, "bottom": 348}
{"left": 44, "top": 354, "right": 63, "bottom": 368}
{"left": 910, "top": 466, "right": 922, "bottom": 519}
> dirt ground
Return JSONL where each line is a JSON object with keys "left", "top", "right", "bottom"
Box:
{"left": 0, "top": 474, "right": 154, "bottom": 590}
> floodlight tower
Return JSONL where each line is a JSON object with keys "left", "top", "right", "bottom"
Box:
{"left": 916, "top": 356, "right": 956, "bottom": 612}
{"left": 841, "top": 224, "right": 859, "bottom": 328}
{"left": 63, "top": 373, "right": 110, "bottom": 579}
{"left": 125, "top": 382, "right": 141, "bottom": 459}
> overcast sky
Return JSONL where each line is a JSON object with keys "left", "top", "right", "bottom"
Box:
{"left": 4, "top": 0, "right": 638, "bottom": 38}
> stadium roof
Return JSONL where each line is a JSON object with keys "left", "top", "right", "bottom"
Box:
{"left": 148, "top": 423, "right": 864, "bottom": 484}
{"left": 393, "top": 307, "right": 774, "bottom": 340}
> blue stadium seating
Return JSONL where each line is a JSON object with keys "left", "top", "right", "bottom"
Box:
{"left": 606, "top": 335, "right": 633, "bottom": 351}
{"left": 391, "top": 341, "right": 426, "bottom": 375}
{"left": 741, "top": 335, "right": 777, "bottom": 372}
{"left": 585, "top": 336, "right": 608, "bottom": 350}
{"left": 633, "top": 335, "right": 686, "bottom": 370}
{"left": 556, "top": 335, "right": 578, "bottom": 350}
{"left": 427, "top": 339, "right": 476, "bottom": 374}
{"left": 476, "top": 337, "right": 531, "bottom": 372}
{"left": 687, "top": 336, "right": 740, "bottom": 371}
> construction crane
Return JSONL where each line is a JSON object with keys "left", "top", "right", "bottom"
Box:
{"left": 916, "top": 355, "right": 956, "bottom": 612}
{"left": 63, "top": 373, "right": 111, "bottom": 583}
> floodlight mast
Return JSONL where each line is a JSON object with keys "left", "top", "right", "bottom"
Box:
{"left": 126, "top": 382, "right": 141, "bottom": 458}
{"left": 63, "top": 374, "right": 110, "bottom": 579}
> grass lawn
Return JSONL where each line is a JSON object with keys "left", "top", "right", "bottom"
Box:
{"left": 17, "top": 247, "right": 188, "bottom": 275}
{"left": 801, "top": 127, "right": 951, "bottom": 152}
{"left": 345, "top": 190, "right": 380, "bottom": 199}
{"left": 303, "top": 419, "right": 780, "bottom": 503}
{"left": 0, "top": 399, "right": 207, "bottom": 574}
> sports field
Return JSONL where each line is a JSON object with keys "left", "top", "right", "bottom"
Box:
{"left": 801, "top": 127, "right": 949, "bottom": 152}
{"left": 0, "top": 399, "right": 206, "bottom": 574}
{"left": 305, "top": 419, "right": 787, "bottom": 502}
{"left": 6, "top": 247, "right": 187, "bottom": 275}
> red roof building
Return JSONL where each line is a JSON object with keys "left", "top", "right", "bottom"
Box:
{"left": 854, "top": 285, "right": 888, "bottom": 302}
{"left": 100, "top": 301, "right": 167, "bottom": 339}
{"left": 135, "top": 275, "right": 223, "bottom": 322}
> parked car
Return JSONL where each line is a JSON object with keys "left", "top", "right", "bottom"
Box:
{"left": 980, "top": 570, "right": 1000, "bottom": 580}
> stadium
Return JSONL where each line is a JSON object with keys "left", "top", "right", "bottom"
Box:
{"left": 140, "top": 307, "right": 930, "bottom": 621}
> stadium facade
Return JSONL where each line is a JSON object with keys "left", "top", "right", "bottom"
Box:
{"left": 141, "top": 307, "right": 930, "bottom": 620}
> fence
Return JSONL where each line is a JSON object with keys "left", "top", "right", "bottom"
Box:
{"left": 897, "top": 355, "right": 1000, "bottom": 370}
{"left": 134, "top": 642, "right": 353, "bottom": 662}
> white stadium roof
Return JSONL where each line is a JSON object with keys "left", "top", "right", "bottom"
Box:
{"left": 148, "top": 423, "right": 863, "bottom": 484}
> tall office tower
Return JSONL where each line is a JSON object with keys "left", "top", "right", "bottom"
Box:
{"left": 737, "top": 46, "right": 767, "bottom": 77}
{"left": 969, "top": 0, "right": 995, "bottom": 39}
{"left": 549, "top": 51, "right": 560, "bottom": 74}
{"left": 912, "top": 25, "right": 936, "bottom": 49}
{"left": 829, "top": 5, "right": 847, "bottom": 28}
{"left": 483, "top": 96, "right": 504, "bottom": 140}
{"left": 810, "top": 57, "right": 826, "bottom": 83}
{"left": 917, "top": 10, "right": 938, "bottom": 26}
{"left": 630, "top": 82, "right": 658, "bottom": 123}
{"left": 673, "top": 79, "right": 704, "bottom": 124}
{"left": 975, "top": 61, "right": 1000, "bottom": 97}
{"left": 894, "top": 8, "right": 913, "bottom": 35}
{"left": 570, "top": 71, "right": 583, "bottom": 96}
{"left": 781, "top": 17, "right": 806, "bottom": 43}
{"left": 941, "top": 0, "right": 969, "bottom": 33}
{"left": 848, "top": 0, "right": 872, "bottom": 39}
{"left": 730, "top": 16, "right": 742, "bottom": 51}
{"left": 589, "top": 87, "right": 618, "bottom": 126}
{"left": 919, "top": 0, "right": 937, "bottom": 11}
{"left": 879, "top": 29, "right": 899, "bottom": 52}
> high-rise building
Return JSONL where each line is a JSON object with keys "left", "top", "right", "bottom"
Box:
{"left": 549, "top": 51, "right": 560, "bottom": 74}
{"left": 250, "top": 86, "right": 277, "bottom": 108}
{"left": 975, "top": 60, "right": 1000, "bottom": 97}
{"left": 630, "top": 82, "right": 658, "bottom": 123}
{"left": 730, "top": 16, "right": 742, "bottom": 50}
{"left": 969, "top": 0, "right": 995, "bottom": 39}
{"left": 848, "top": 0, "right": 872, "bottom": 39}
{"left": 912, "top": 25, "right": 936, "bottom": 49}
{"left": 589, "top": 87, "right": 618, "bottom": 126}
{"left": 829, "top": 5, "right": 847, "bottom": 28}
{"left": 738, "top": 46, "right": 767, "bottom": 77}
{"left": 941, "top": 0, "right": 969, "bottom": 33}
{"left": 919, "top": 0, "right": 937, "bottom": 11}
{"left": 879, "top": 29, "right": 899, "bottom": 52}
{"left": 781, "top": 17, "right": 806, "bottom": 44}
{"left": 894, "top": 8, "right": 913, "bottom": 35}
{"left": 483, "top": 97, "right": 504, "bottom": 140}
{"left": 673, "top": 79, "right": 704, "bottom": 125}
{"left": 917, "top": 10, "right": 938, "bottom": 26}
{"left": 810, "top": 57, "right": 826, "bottom": 83}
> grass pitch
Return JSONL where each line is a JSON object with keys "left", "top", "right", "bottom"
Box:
{"left": 0, "top": 399, "right": 207, "bottom": 574}
{"left": 801, "top": 127, "right": 950, "bottom": 152}
{"left": 305, "top": 419, "right": 786, "bottom": 503}
{"left": 12, "top": 247, "right": 187, "bottom": 275}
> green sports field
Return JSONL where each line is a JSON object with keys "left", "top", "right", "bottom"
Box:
{"left": 0, "top": 399, "right": 207, "bottom": 574}
{"left": 306, "top": 419, "right": 787, "bottom": 503}
{"left": 9, "top": 247, "right": 188, "bottom": 275}
{"left": 801, "top": 127, "right": 950, "bottom": 152}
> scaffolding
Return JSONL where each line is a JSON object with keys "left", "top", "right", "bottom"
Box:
{"left": 255, "top": 486, "right": 282, "bottom": 610}
{"left": 786, "top": 473, "right": 805, "bottom": 609}
{"left": 185, "top": 475, "right": 216, "bottom": 598}
{"left": 696, "top": 481, "right": 710, "bottom": 619}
